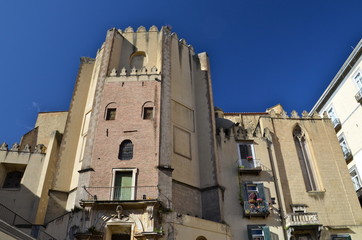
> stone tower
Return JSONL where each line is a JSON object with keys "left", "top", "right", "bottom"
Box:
{"left": 46, "top": 26, "right": 226, "bottom": 239}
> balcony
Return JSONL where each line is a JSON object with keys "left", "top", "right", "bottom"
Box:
{"left": 285, "top": 212, "right": 320, "bottom": 228}
{"left": 243, "top": 200, "right": 270, "bottom": 218}
{"left": 355, "top": 89, "right": 362, "bottom": 103}
{"left": 331, "top": 118, "right": 341, "bottom": 131}
{"left": 238, "top": 159, "right": 262, "bottom": 174}
{"left": 342, "top": 148, "right": 353, "bottom": 161}
{"left": 80, "top": 186, "right": 158, "bottom": 203}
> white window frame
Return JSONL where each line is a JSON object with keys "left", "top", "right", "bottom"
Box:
{"left": 338, "top": 133, "right": 351, "bottom": 159}
{"left": 237, "top": 143, "right": 256, "bottom": 160}
{"left": 326, "top": 105, "right": 340, "bottom": 128}
{"left": 111, "top": 168, "right": 137, "bottom": 200}
{"left": 350, "top": 165, "right": 362, "bottom": 191}
{"left": 353, "top": 69, "right": 362, "bottom": 90}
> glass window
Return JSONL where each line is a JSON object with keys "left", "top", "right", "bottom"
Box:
{"left": 106, "top": 108, "right": 116, "bottom": 120}
{"left": 238, "top": 143, "right": 255, "bottom": 160}
{"left": 294, "top": 125, "right": 319, "bottom": 191}
{"left": 354, "top": 71, "right": 362, "bottom": 89}
{"left": 350, "top": 166, "right": 362, "bottom": 191}
{"left": 338, "top": 135, "right": 351, "bottom": 159}
{"left": 118, "top": 140, "right": 133, "bottom": 160}
{"left": 143, "top": 107, "right": 153, "bottom": 120}
{"left": 247, "top": 225, "right": 270, "bottom": 240}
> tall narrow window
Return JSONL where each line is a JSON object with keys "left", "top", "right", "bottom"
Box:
{"left": 327, "top": 106, "right": 340, "bottom": 129}
{"left": 293, "top": 125, "right": 319, "bottom": 191}
{"left": 113, "top": 171, "right": 133, "bottom": 200}
{"left": 350, "top": 166, "right": 362, "bottom": 191}
{"left": 338, "top": 134, "right": 352, "bottom": 160}
{"left": 238, "top": 143, "right": 257, "bottom": 169}
{"left": 118, "top": 140, "right": 133, "bottom": 160}
{"left": 354, "top": 71, "right": 362, "bottom": 90}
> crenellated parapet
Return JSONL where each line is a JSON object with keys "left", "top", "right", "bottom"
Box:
{"left": 0, "top": 142, "right": 46, "bottom": 153}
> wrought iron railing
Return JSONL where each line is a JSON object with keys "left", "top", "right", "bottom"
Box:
{"left": 285, "top": 212, "right": 319, "bottom": 227}
{"left": 0, "top": 203, "right": 57, "bottom": 239}
{"left": 80, "top": 186, "right": 159, "bottom": 201}
{"left": 243, "top": 201, "right": 269, "bottom": 217}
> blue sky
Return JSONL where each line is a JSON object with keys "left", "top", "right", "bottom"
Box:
{"left": 0, "top": 0, "right": 361, "bottom": 144}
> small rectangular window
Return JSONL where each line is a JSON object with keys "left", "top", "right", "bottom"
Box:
{"left": 106, "top": 108, "right": 116, "bottom": 120}
{"left": 143, "top": 107, "right": 153, "bottom": 120}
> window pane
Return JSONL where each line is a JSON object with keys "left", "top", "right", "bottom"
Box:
{"left": 119, "top": 140, "right": 133, "bottom": 160}
{"left": 143, "top": 107, "right": 153, "bottom": 120}
{"left": 106, "top": 108, "right": 116, "bottom": 120}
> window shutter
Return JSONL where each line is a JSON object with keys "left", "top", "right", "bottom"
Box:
{"left": 262, "top": 226, "right": 271, "bottom": 240}
{"left": 257, "top": 183, "right": 266, "bottom": 200}
{"left": 246, "top": 226, "right": 253, "bottom": 240}
{"left": 241, "top": 183, "right": 247, "bottom": 202}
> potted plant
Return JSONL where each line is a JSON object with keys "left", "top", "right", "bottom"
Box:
{"left": 246, "top": 156, "right": 253, "bottom": 161}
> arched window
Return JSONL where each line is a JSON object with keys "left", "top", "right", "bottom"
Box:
{"left": 118, "top": 140, "right": 133, "bottom": 160}
{"left": 196, "top": 237, "right": 207, "bottom": 240}
{"left": 142, "top": 101, "right": 154, "bottom": 120}
{"left": 130, "top": 51, "right": 147, "bottom": 69}
{"left": 105, "top": 102, "right": 117, "bottom": 120}
{"left": 293, "top": 125, "right": 320, "bottom": 191}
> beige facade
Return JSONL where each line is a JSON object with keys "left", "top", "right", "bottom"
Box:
{"left": 311, "top": 39, "right": 362, "bottom": 206}
{"left": 216, "top": 104, "right": 362, "bottom": 240}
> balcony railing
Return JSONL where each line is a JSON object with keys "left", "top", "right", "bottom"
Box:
{"left": 0, "top": 203, "right": 56, "bottom": 240}
{"left": 331, "top": 118, "right": 341, "bottom": 130}
{"left": 243, "top": 201, "right": 269, "bottom": 217}
{"left": 285, "top": 212, "right": 320, "bottom": 227}
{"left": 342, "top": 148, "right": 353, "bottom": 161}
{"left": 238, "top": 159, "right": 262, "bottom": 174}
{"left": 355, "top": 89, "right": 362, "bottom": 103}
{"left": 80, "top": 186, "right": 159, "bottom": 202}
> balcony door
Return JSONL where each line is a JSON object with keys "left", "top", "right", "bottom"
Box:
{"left": 113, "top": 169, "right": 137, "bottom": 200}
{"left": 238, "top": 143, "right": 256, "bottom": 168}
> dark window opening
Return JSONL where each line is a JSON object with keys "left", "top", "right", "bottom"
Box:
{"left": 106, "top": 108, "right": 116, "bottom": 120}
{"left": 143, "top": 107, "right": 153, "bottom": 120}
{"left": 3, "top": 171, "right": 23, "bottom": 188}
{"left": 118, "top": 140, "right": 133, "bottom": 160}
{"left": 112, "top": 234, "right": 131, "bottom": 240}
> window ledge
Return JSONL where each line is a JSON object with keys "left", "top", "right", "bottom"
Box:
{"left": 307, "top": 190, "right": 326, "bottom": 195}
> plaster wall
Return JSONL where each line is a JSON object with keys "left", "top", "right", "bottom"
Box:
{"left": 265, "top": 116, "right": 362, "bottom": 226}
{"left": 216, "top": 115, "right": 284, "bottom": 240}
{"left": 35, "top": 111, "right": 68, "bottom": 147}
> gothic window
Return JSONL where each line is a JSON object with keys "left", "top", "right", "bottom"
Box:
{"left": 118, "top": 140, "right": 133, "bottom": 160}
{"left": 293, "top": 125, "right": 320, "bottom": 192}
{"left": 2, "top": 171, "right": 23, "bottom": 188}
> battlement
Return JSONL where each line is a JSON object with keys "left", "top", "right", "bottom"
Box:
{"left": 0, "top": 142, "right": 46, "bottom": 154}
